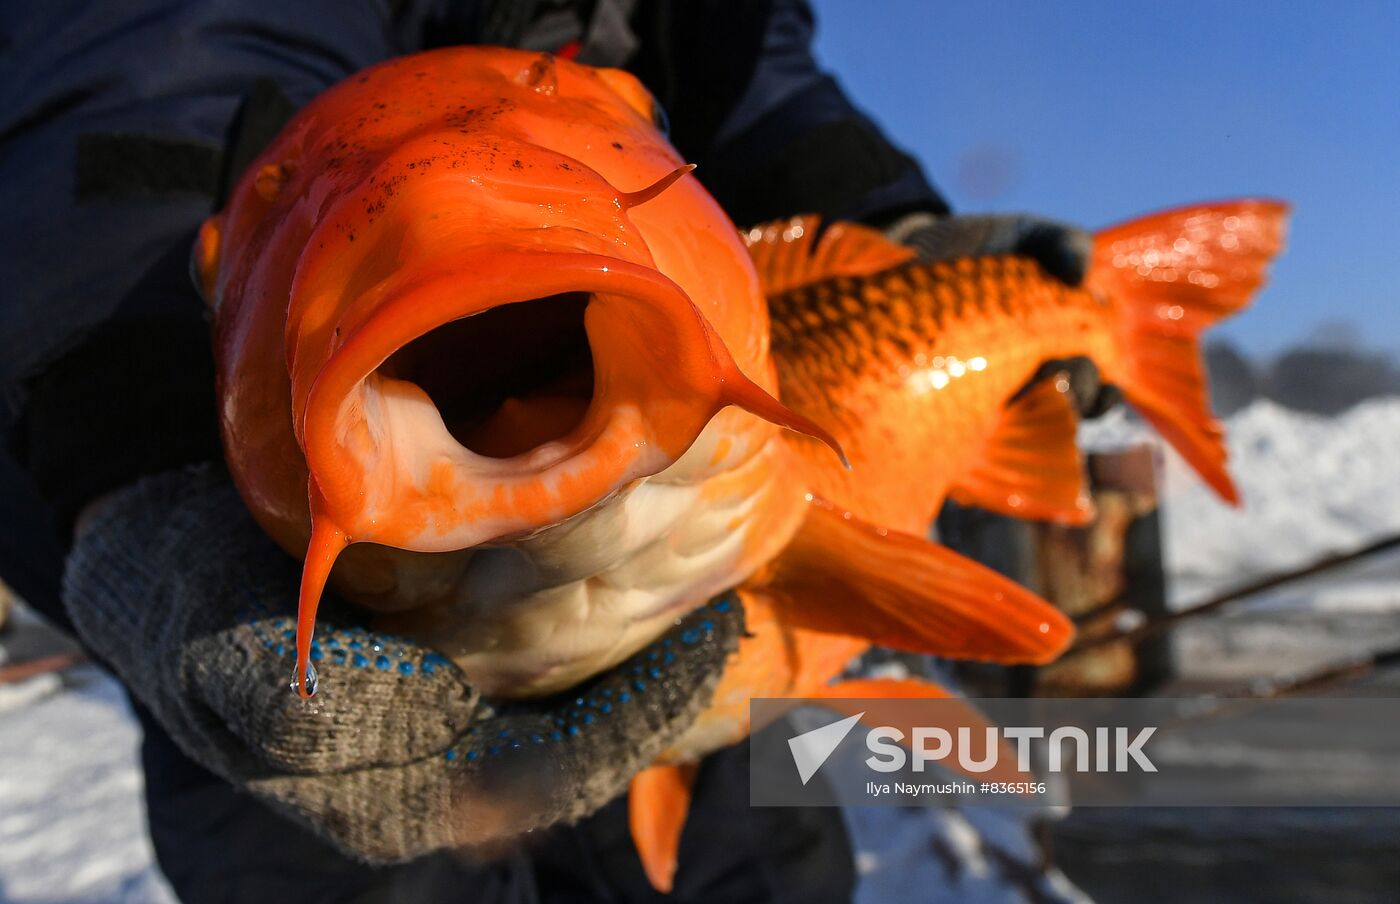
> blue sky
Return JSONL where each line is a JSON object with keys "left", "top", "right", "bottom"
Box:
{"left": 812, "top": 0, "right": 1399, "bottom": 358}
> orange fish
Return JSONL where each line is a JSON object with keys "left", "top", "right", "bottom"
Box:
{"left": 192, "top": 45, "right": 1287, "bottom": 891}
{"left": 195, "top": 47, "right": 842, "bottom": 705}
{"left": 632, "top": 202, "right": 1287, "bottom": 889}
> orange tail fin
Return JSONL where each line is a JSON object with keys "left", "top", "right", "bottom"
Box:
{"left": 629, "top": 763, "right": 699, "bottom": 893}
{"left": 1090, "top": 200, "right": 1289, "bottom": 503}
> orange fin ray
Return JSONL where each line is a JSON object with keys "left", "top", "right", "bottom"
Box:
{"left": 628, "top": 762, "right": 699, "bottom": 893}
{"left": 742, "top": 215, "right": 916, "bottom": 296}
{"left": 950, "top": 374, "right": 1094, "bottom": 524}
{"left": 765, "top": 499, "right": 1073, "bottom": 664}
{"left": 1092, "top": 199, "right": 1289, "bottom": 504}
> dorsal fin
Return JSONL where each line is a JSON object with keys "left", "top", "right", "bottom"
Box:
{"left": 950, "top": 372, "right": 1095, "bottom": 525}
{"left": 742, "top": 216, "right": 916, "bottom": 297}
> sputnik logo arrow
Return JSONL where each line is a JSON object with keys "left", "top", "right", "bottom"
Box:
{"left": 788, "top": 711, "right": 864, "bottom": 785}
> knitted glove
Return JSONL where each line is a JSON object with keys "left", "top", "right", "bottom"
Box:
{"left": 885, "top": 211, "right": 1120, "bottom": 416}
{"left": 64, "top": 465, "right": 742, "bottom": 862}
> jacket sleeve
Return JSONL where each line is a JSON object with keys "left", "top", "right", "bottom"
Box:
{"left": 0, "top": 1, "right": 406, "bottom": 622}
{"left": 628, "top": 0, "right": 949, "bottom": 228}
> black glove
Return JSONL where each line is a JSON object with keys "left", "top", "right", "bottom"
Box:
{"left": 885, "top": 211, "right": 1120, "bottom": 417}
{"left": 63, "top": 465, "right": 742, "bottom": 862}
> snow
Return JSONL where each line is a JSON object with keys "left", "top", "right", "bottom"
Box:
{"left": 0, "top": 665, "right": 175, "bottom": 904}
{"left": 1081, "top": 396, "right": 1400, "bottom": 605}
{"left": 2, "top": 397, "right": 1397, "bottom": 902}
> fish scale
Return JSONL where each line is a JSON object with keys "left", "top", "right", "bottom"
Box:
{"left": 769, "top": 253, "right": 1108, "bottom": 532}
{"left": 773, "top": 256, "right": 1072, "bottom": 371}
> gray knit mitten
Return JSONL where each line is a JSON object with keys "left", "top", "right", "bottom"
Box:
{"left": 63, "top": 465, "right": 742, "bottom": 862}
{"left": 884, "top": 211, "right": 1092, "bottom": 287}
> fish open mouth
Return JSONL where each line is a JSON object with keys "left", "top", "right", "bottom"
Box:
{"left": 378, "top": 292, "right": 595, "bottom": 460}
{"left": 298, "top": 249, "right": 841, "bottom": 554}
{"left": 289, "top": 249, "right": 842, "bottom": 700}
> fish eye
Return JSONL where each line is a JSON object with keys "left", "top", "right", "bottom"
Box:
{"left": 652, "top": 100, "right": 671, "bottom": 137}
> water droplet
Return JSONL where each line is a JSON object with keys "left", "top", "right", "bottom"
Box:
{"left": 290, "top": 661, "right": 319, "bottom": 697}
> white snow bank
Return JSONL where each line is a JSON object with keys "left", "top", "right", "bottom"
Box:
{"left": 1082, "top": 396, "right": 1400, "bottom": 603}
{"left": 0, "top": 666, "right": 175, "bottom": 904}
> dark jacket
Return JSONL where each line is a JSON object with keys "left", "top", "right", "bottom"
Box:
{"left": 0, "top": 2, "right": 945, "bottom": 900}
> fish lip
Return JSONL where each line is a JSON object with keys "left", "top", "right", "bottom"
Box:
{"left": 297, "top": 248, "right": 729, "bottom": 552}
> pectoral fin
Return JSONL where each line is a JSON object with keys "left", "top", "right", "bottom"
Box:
{"left": 765, "top": 498, "right": 1073, "bottom": 664}
{"left": 950, "top": 374, "right": 1094, "bottom": 525}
